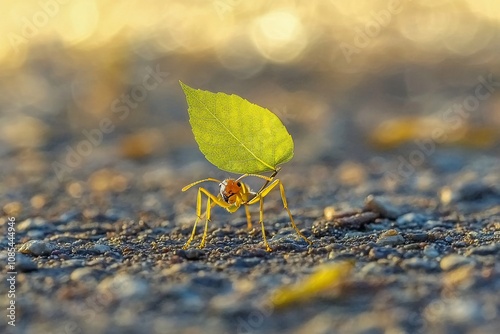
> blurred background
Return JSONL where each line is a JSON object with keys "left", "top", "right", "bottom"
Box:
{"left": 1, "top": 0, "right": 500, "bottom": 217}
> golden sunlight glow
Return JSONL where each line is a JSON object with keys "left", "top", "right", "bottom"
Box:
{"left": 251, "top": 10, "right": 307, "bottom": 63}
{"left": 0, "top": 0, "right": 499, "bottom": 69}
{"left": 64, "top": 0, "right": 100, "bottom": 45}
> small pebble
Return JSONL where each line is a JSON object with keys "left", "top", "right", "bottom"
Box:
{"left": 62, "top": 259, "right": 86, "bottom": 267}
{"left": 17, "top": 217, "right": 51, "bottom": 232}
{"left": 209, "top": 294, "right": 247, "bottom": 315}
{"left": 377, "top": 230, "right": 405, "bottom": 246}
{"left": 401, "top": 257, "right": 437, "bottom": 271}
{"left": 424, "top": 299, "right": 483, "bottom": 324}
{"left": 58, "top": 210, "right": 82, "bottom": 223}
{"left": 19, "top": 240, "right": 56, "bottom": 256}
{"left": 396, "top": 213, "right": 427, "bottom": 228}
{"left": 324, "top": 206, "right": 336, "bottom": 221}
{"left": 440, "top": 181, "right": 497, "bottom": 205}
{"left": 334, "top": 212, "right": 379, "bottom": 229}
{"left": 97, "top": 274, "right": 148, "bottom": 299}
{"left": 403, "top": 243, "right": 421, "bottom": 250}
{"left": 184, "top": 248, "right": 205, "bottom": 260}
{"left": 229, "top": 257, "right": 262, "bottom": 269}
{"left": 423, "top": 245, "right": 440, "bottom": 258}
{"left": 368, "top": 247, "right": 395, "bottom": 260}
{"left": 89, "top": 244, "right": 111, "bottom": 254}
{"left": 443, "top": 265, "right": 477, "bottom": 289}
{"left": 189, "top": 274, "right": 230, "bottom": 290}
{"left": 3, "top": 201, "right": 22, "bottom": 216}
{"left": 364, "top": 195, "right": 403, "bottom": 219}
{"left": 235, "top": 248, "right": 268, "bottom": 257}
{"left": 466, "top": 244, "right": 498, "bottom": 256}
{"left": 406, "top": 232, "right": 428, "bottom": 242}
{"left": 271, "top": 227, "right": 310, "bottom": 243}
{"left": 328, "top": 252, "right": 356, "bottom": 261}
{"left": 360, "top": 262, "right": 387, "bottom": 276}
{"left": 440, "top": 254, "right": 476, "bottom": 271}
{"left": 26, "top": 230, "right": 45, "bottom": 239}
{"left": 70, "top": 267, "right": 98, "bottom": 282}
{"left": 16, "top": 254, "right": 38, "bottom": 272}
{"left": 423, "top": 220, "right": 449, "bottom": 230}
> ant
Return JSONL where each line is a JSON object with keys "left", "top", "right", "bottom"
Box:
{"left": 181, "top": 167, "right": 312, "bottom": 251}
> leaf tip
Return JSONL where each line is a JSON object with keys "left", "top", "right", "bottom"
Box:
{"left": 179, "top": 80, "right": 192, "bottom": 93}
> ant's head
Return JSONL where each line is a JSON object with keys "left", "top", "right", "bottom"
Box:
{"left": 219, "top": 179, "right": 242, "bottom": 203}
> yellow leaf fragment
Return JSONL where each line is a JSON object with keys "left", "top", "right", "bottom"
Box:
{"left": 271, "top": 260, "right": 355, "bottom": 308}
{"left": 369, "top": 116, "right": 499, "bottom": 149}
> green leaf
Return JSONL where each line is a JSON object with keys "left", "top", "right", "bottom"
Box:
{"left": 180, "top": 81, "right": 294, "bottom": 174}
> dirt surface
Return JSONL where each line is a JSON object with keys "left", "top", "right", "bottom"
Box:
{"left": 1, "top": 143, "right": 500, "bottom": 333}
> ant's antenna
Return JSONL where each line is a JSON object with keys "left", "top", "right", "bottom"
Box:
{"left": 181, "top": 178, "right": 222, "bottom": 192}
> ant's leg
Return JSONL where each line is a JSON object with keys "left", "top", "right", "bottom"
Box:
{"left": 199, "top": 195, "right": 212, "bottom": 249}
{"left": 249, "top": 180, "right": 312, "bottom": 246}
{"left": 258, "top": 196, "right": 272, "bottom": 252}
{"left": 183, "top": 188, "right": 203, "bottom": 249}
{"left": 183, "top": 187, "right": 237, "bottom": 249}
{"left": 244, "top": 204, "right": 253, "bottom": 230}
{"left": 277, "top": 181, "right": 312, "bottom": 245}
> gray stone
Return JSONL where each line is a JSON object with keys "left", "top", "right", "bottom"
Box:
{"left": 423, "top": 245, "right": 440, "bottom": 258}
{"left": 26, "top": 230, "right": 45, "bottom": 239}
{"left": 466, "top": 244, "right": 498, "bottom": 256}
{"left": 396, "top": 213, "right": 428, "bottom": 228}
{"left": 423, "top": 220, "right": 450, "bottom": 230}
{"left": 97, "top": 274, "right": 148, "bottom": 299}
{"left": 401, "top": 257, "right": 438, "bottom": 271}
{"left": 360, "top": 262, "right": 388, "bottom": 276}
{"left": 424, "top": 299, "right": 484, "bottom": 324}
{"left": 89, "top": 244, "right": 111, "bottom": 254}
{"left": 377, "top": 231, "right": 405, "bottom": 246}
{"left": 16, "top": 254, "right": 38, "bottom": 272}
{"left": 229, "top": 257, "right": 262, "bottom": 268}
{"left": 19, "top": 240, "right": 56, "bottom": 256}
{"left": 406, "top": 232, "right": 428, "bottom": 242}
{"left": 184, "top": 248, "right": 205, "bottom": 260}
{"left": 440, "top": 181, "right": 497, "bottom": 205}
{"left": 364, "top": 195, "right": 403, "bottom": 219}
{"left": 62, "top": 259, "right": 86, "bottom": 267}
{"left": 70, "top": 267, "right": 98, "bottom": 281}
{"left": 58, "top": 210, "right": 82, "bottom": 223}
{"left": 369, "top": 247, "right": 395, "bottom": 260}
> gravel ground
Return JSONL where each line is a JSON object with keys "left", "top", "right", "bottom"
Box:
{"left": 1, "top": 148, "right": 499, "bottom": 334}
